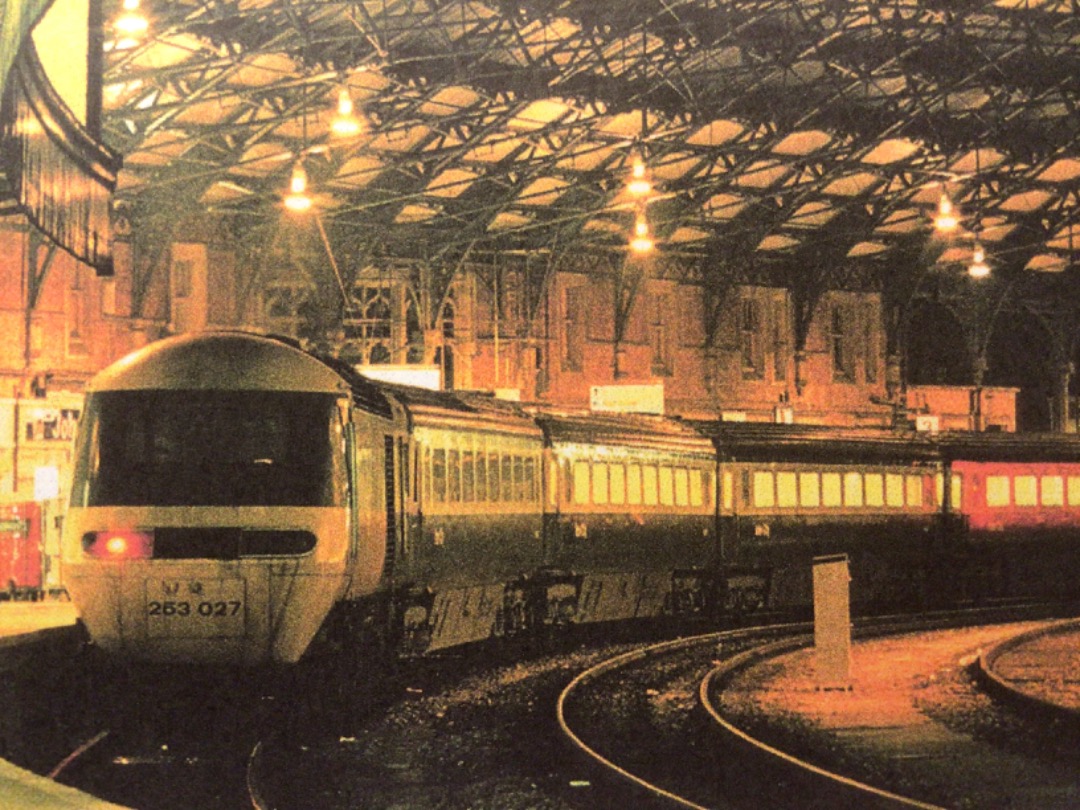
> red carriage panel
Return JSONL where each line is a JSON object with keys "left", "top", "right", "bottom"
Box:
{"left": 954, "top": 459, "right": 1080, "bottom": 531}
{"left": 0, "top": 503, "right": 42, "bottom": 595}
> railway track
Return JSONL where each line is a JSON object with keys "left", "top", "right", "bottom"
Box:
{"left": 558, "top": 623, "right": 811, "bottom": 809}
{"left": 6, "top": 602, "right": 1071, "bottom": 809}
{"left": 47, "top": 671, "right": 280, "bottom": 810}
{"left": 557, "top": 604, "right": 1068, "bottom": 810}
{"left": 43, "top": 651, "right": 470, "bottom": 810}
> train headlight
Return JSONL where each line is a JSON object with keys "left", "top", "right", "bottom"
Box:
{"left": 82, "top": 530, "right": 154, "bottom": 560}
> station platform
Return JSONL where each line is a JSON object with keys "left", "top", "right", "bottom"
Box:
{"left": 720, "top": 619, "right": 1080, "bottom": 809}
{"left": 0, "top": 601, "right": 128, "bottom": 810}
{"left": 0, "top": 601, "right": 78, "bottom": 641}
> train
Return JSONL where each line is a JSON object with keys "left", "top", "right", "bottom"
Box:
{"left": 0, "top": 502, "right": 46, "bottom": 600}
{"left": 60, "top": 331, "right": 1080, "bottom": 666}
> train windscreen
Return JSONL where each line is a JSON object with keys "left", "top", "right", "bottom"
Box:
{"left": 71, "top": 390, "right": 345, "bottom": 507}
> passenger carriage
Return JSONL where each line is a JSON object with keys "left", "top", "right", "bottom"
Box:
{"left": 534, "top": 411, "right": 720, "bottom": 623}
{"left": 941, "top": 432, "right": 1080, "bottom": 603}
{"left": 380, "top": 385, "right": 546, "bottom": 652}
{"left": 695, "top": 422, "right": 947, "bottom": 611}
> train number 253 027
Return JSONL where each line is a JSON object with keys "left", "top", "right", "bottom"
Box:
{"left": 147, "top": 600, "right": 242, "bottom": 617}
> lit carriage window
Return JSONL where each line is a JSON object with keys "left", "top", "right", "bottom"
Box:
{"left": 906, "top": 475, "right": 923, "bottom": 507}
{"left": 1069, "top": 476, "right": 1080, "bottom": 506}
{"left": 643, "top": 465, "right": 659, "bottom": 506}
{"left": 524, "top": 456, "right": 538, "bottom": 502}
{"left": 865, "top": 473, "right": 884, "bottom": 508}
{"left": 799, "top": 472, "right": 820, "bottom": 507}
{"left": 627, "top": 464, "right": 642, "bottom": 505}
{"left": 573, "top": 460, "right": 590, "bottom": 505}
{"left": 1041, "top": 476, "right": 1064, "bottom": 507}
{"left": 448, "top": 449, "right": 461, "bottom": 502}
{"left": 1015, "top": 475, "right": 1037, "bottom": 507}
{"left": 514, "top": 456, "right": 526, "bottom": 501}
{"left": 722, "top": 471, "right": 734, "bottom": 511}
{"left": 592, "top": 463, "right": 609, "bottom": 505}
{"left": 432, "top": 448, "right": 447, "bottom": 503}
{"left": 659, "top": 466, "right": 675, "bottom": 506}
{"left": 821, "top": 472, "right": 842, "bottom": 507}
{"left": 885, "top": 474, "right": 904, "bottom": 507}
{"left": 689, "top": 469, "right": 703, "bottom": 507}
{"left": 462, "top": 448, "right": 475, "bottom": 502}
{"left": 674, "top": 468, "right": 689, "bottom": 506}
{"left": 985, "top": 475, "right": 1011, "bottom": 507}
{"left": 843, "top": 472, "right": 863, "bottom": 507}
{"left": 776, "top": 471, "right": 797, "bottom": 508}
{"left": 610, "top": 463, "right": 626, "bottom": 504}
{"left": 752, "top": 471, "right": 775, "bottom": 508}
{"left": 501, "top": 455, "right": 514, "bottom": 501}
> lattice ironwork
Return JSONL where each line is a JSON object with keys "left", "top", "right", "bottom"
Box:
{"left": 97, "top": 1, "right": 1080, "bottom": 322}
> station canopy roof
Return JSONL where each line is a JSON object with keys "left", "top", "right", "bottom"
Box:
{"left": 100, "top": 1, "right": 1080, "bottom": 283}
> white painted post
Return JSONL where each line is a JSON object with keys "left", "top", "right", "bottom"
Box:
{"left": 813, "top": 553, "right": 851, "bottom": 690}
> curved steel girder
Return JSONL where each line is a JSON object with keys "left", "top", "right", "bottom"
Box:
{"left": 100, "top": 0, "right": 1080, "bottom": 325}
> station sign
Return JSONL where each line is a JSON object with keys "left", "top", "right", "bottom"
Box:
{"left": 23, "top": 407, "right": 80, "bottom": 442}
{"left": 358, "top": 364, "right": 441, "bottom": 390}
{"left": 590, "top": 384, "right": 664, "bottom": 415}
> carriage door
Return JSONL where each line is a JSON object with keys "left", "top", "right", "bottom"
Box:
{"left": 344, "top": 420, "right": 359, "bottom": 562}
{"left": 383, "top": 435, "right": 410, "bottom": 578}
{"left": 397, "top": 436, "right": 413, "bottom": 561}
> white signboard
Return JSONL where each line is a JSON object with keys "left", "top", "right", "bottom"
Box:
{"left": 915, "top": 414, "right": 940, "bottom": 434}
{"left": 358, "top": 364, "right": 441, "bottom": 390}
{"left": 34, "top": 466, "right": 60, "bottom": 501}
{"left": 590, "top": 384, "right": 664, "bottom": 415}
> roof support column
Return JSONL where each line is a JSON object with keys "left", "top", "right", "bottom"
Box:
{"left": 1052, "top": 362, "right": 1074, "bottom": 434}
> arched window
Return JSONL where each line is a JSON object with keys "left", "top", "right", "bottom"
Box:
{"left": 344, "top": 284, "right": 394, "bottom": 362}
{"left": 263, "top": 280, "right": 316, "bottom": 340}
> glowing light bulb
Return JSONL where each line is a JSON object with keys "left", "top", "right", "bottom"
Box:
{"left": 627, "top": 156, "right": 652, "bottom": 197}
{"left": 968, "top": 241, "right": 990, "bottom": 278}
{"left": 115, "top": 0, "right": 149, "bottom": 36}
{"left": 330, "top": 87, "right": 362, "bottom": 137}
{"left": 284, "top": 162, "right": 312, "bottom": 212}
{"left": 630, "top": 214, "right": 654, "bottom": 253}
{"left": 934, "top": 193, "right": 958, "bottom": 232}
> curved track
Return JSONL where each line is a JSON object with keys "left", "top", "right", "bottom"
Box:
{"left": 558, "top": 606, "right": 1066, "bottom": 810}
{"left": 49, "top": 670, "right": 278, "bottom": 810}
{"left": 8, "top": 604, "right": 1075, "bottom": 809}
{"left": 974, "top": 619, "right": 1080, "bottom": 731}
{"left": 699, "top": 636, "right": 943, "bottom": 810}
{"left": 558, "top": 623, "right": 810, "bottom": 809}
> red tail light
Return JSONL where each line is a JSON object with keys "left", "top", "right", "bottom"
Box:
{"left": 82, "top": 530, "right": 154, "bottom": 560}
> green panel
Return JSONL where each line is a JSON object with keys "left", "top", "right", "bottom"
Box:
{"left": 0, "top": 0, "right": 52, "bottom": 95}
